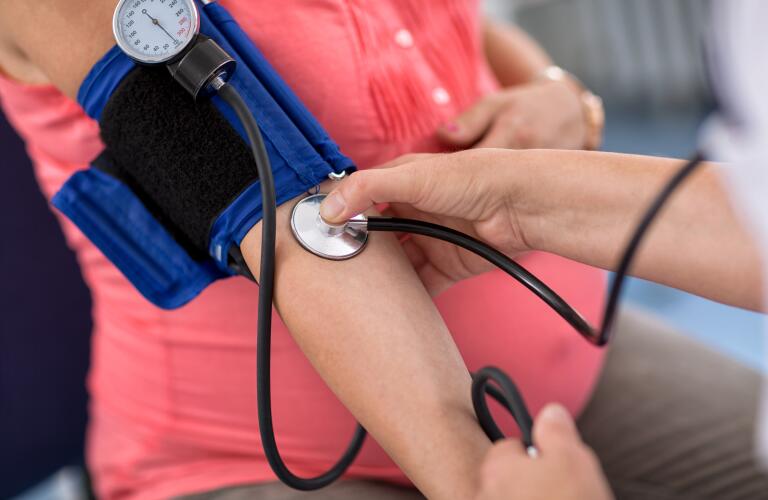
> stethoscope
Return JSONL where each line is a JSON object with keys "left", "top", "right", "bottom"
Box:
{"left": 284, "top": 154, "right": 705, "bottom": 478}
{"left": 112, "top": 0, "right": 707, "bottom": 490}
{"left": 239, "top": 81, "right": 705, "bottom": 489}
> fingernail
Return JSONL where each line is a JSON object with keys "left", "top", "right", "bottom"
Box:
{"left": 443, "top": 122, "right": 461, "bottom": 133}
{"left": 539, "top": 404, "right": 572, "bottom": 424}
{"left": 320, "top": 192, "right": 346, "bottom": 221}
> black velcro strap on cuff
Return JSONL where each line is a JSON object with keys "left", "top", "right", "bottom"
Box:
{"left": 97, "top": 66, "right": 258, "bottom": 260}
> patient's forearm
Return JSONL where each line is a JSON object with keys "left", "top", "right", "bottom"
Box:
{"left": 241, "top": 186, "right": 490, "bottom": 499}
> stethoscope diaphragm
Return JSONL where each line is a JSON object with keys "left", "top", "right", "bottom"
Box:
{"left": 290, "top": 194, "right": 369, "bottom": 260}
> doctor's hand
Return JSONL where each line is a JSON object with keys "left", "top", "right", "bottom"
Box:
{"left": 320, "top": 150, "right": 531, "bottom": 295}
{"left": 436, "top": 81, "right": 587, "bottom": 150}
{"left": 475, "top": 404, "right": 613, "bottom": 500}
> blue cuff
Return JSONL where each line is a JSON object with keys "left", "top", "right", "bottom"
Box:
{"left": 53, "top": 168, "right": 224, "bottom": 309}
{"left": 63, "top": 0, "right": 357, "bottom": 309}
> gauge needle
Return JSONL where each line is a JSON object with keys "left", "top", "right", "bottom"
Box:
{"left": 142, "top": 9, "right": 179, "bottom": 44}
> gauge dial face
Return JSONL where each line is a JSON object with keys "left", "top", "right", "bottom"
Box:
{"left": 113, "top": 0, "right": 200, "bottom": 64}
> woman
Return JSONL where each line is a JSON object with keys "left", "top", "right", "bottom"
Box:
{"left": 0, "top": 1, "right": 603, "bottom": 498}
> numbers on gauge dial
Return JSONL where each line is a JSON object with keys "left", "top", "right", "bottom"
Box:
{"left": 117, "top": 0, "right": 195, "bottom": 62}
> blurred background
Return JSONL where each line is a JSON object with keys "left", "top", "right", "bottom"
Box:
{"left": 2, "top": 0, "right": 764, "bottom": 498}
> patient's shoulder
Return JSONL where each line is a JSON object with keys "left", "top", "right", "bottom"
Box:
{"left": 0, "top": 20, "right": 50, "bottom": 86}
{"left": 0, "top": 0, "right": 115, "bottom": 98}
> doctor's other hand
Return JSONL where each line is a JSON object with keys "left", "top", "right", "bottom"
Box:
{"left": 475, "top": 404, "right": 613, "bottom": 500}
{"left": 320, "top": 150, "right": 530, "bottom": 295}
{"left": 436, "top": 81, "right": 587, "bottom": 150}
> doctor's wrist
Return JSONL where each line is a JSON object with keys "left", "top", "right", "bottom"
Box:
{"left": 496, "top": 149, "right": 588, "bottom": 255}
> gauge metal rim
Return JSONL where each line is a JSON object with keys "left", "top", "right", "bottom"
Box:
{"left": 113, "top": 0, "right": 201, "bottom": 65}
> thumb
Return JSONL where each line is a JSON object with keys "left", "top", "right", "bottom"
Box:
{"left": 320, "top": 167, "right": 426, "bottom": 223}
{"left": 436, "top": 94, "right": 503, "bottom": 147}
{"left": 533, "top": 403, "right": 582, "bottom": 453}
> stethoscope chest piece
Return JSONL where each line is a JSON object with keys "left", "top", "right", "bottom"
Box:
{"left": 291, "top": 194, "right": 369, "bottom": 260}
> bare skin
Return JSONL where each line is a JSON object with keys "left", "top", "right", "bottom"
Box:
{"left": 0, "top": 2, "right": 115, "bottom": 97}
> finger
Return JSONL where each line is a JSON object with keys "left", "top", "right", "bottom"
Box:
{"left": 487, "top": 438, "right": 528, "bottom": 461}
{"left": 532, "top": 403, "right": 582, "bottom": 454}
{"left": 320, "top": 166, "right": 428, "bottom": 223}
{"left": 378, "top": 206, "right": 396, "bottom": 218}
{"left": 415, "top": 262, "right": 455, "bottom": 297}
{"left": 478, "top": 439, "right": 528, "bottom": 486}
{"left": 474, "top": 115, "right": 530, "bottom": 150}
{"left": 436, "top": 93, "right": 505, "bottom": 147}
{"left": 401, "top": 238, "right": 427, "bottom": 269}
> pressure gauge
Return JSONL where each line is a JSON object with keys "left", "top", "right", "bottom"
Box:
{"left": 113, "top": 0, "right": 201, "bottom": 65}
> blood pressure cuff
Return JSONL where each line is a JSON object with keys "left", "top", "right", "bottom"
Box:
{"left": 52, "top": 1, "right": 355, "bottom": 309}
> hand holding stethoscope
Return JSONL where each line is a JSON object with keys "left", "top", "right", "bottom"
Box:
{"left": 319, "top": 146, "right": 760, "bottom": 499}
{"left": 474, "top": 403, "right": 612, "bottom": 500}
{"left": 320, "top": 149, "right": 756, "bottom": 312}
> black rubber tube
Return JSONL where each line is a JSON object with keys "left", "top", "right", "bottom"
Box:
{"left": 219, "top": 83, "right": 366, "bottom": 490}
{"left": 472, "top": 368, "right": 534, "bottom": 448}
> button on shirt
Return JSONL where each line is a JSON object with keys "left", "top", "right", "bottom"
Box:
{"left": 394, "top": 28, "right": 414, "bottom": 48}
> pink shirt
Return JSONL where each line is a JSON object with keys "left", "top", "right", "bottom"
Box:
{"left": 0, "top": 1, "right": 605, "bottom": 498}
